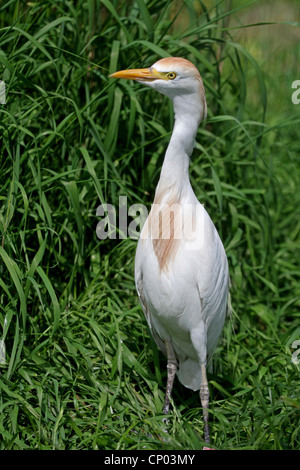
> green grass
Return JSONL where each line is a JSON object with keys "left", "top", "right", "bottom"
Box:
{"left": 0, "top": 0, "right": 299, "bottom": 450}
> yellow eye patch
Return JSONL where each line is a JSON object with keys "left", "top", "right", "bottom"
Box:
{"left": 166, "top": 72, "right": 177, "bottom": 80}
{"left": 150, "top": 68, "right": 177, "bottom": 81}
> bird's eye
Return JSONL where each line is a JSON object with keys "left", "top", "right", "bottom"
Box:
{"left": 166, "top": 72, "right": 177, "bottom": 80}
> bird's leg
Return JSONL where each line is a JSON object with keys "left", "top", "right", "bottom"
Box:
{"left": 163, "top": 340, "right": 177, "bottom": 415}
{"left": 200, "top": 363, "right": 210, "bottom": 445}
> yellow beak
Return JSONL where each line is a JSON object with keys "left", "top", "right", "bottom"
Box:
{"left": 110, "top": 67, "right": 159, "bottom": 81}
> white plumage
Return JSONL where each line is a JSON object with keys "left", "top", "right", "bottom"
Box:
{"left": 111, "top": 57, "right": 229, "bottom": 446}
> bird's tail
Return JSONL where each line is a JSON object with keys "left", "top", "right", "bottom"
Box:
{"left": 177, "top": 358, "right": 202, "bottom": 391}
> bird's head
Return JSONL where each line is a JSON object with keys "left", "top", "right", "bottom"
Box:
{"left": 110, "top": 57, "right": 207, "bottom": 122}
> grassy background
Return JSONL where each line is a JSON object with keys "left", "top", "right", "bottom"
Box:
{"left": 0, "top": 0, "right": 299, "bottom": 450}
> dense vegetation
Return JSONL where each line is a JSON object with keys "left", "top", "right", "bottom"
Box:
{"left": 0, "top": 0, "right": 299, "bottom": 449}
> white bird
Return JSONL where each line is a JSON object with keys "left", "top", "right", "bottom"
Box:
{"left": 111, "top": 57, "right": 229, "bottom": 446}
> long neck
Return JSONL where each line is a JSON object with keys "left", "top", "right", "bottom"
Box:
{"left": 154, "top": 95, "right": 201, "bottom": 204}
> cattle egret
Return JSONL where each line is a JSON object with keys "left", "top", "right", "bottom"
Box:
{"left": 111, "top": 57, "right": 229, "bottom": 446}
